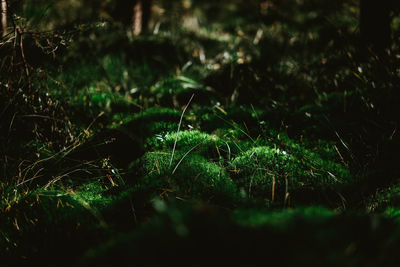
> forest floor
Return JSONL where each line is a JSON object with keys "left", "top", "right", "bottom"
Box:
{"left": 1, "top": 1, "right": 400, "bottom": 266}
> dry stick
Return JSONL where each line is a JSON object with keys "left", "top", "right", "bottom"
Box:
{"left": 169, "top": 93, "right": 195, "bottom": 168}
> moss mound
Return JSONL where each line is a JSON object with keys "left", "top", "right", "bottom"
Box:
{"left": 230, "top": 145, "right": 352, "bottom": 203}
{"left": 146, "top": 130, "right": 225, "bottom": 158}
{"left": 136, "top": 150, "right": 238, "bottom": 204}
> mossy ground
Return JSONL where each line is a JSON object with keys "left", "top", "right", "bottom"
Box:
{"left": 2, "top": 0, "right": 400, "bottom": 266}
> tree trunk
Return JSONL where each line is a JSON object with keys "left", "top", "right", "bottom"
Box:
{"left": 1, "top": 0, "right": 6, "bottom": 37}
{"left": 133, "top": 0, "right": 152, "bottom": 35}
{"left": 360, "top": 0, "right": 391, "bottom": 51}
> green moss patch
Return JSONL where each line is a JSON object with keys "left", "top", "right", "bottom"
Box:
{"left": 146, "top": 130, "right": 225, "bottom": 158}
{"left": 136, "top": 150, "right": 238, "bottom": 204}
{"left": 230, "top": 145, "right": 352, "bottom": 203}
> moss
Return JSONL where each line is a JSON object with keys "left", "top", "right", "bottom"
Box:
{"left": 140, "top": 126, "right": 351, "bottom": 206}
{"left": 146, "top": 127, "right": 266, "bottom": 162}
{"left": 137, "top": 150, "right": 238, "bottom": 204}
{"left": 55, "top": 61, "right": 103, "bottom": 90}
{"left": 193, "top": 106, "right": 344, "bottom": 162}
{"left": 376, "top": 185, "right": 400, "bottom": 207}
{"left": 196, "top": 105, "right": 262, "bottom": 134}
{"left": 64, "top": 83, "right": 139, "bottom": 118}
{"left": 151, "top": 75, "right": 211, "bottom": 106}
{"left": 113, "top": 107, "right": 181, "bottom": 124}
{"left": 7, "top": 1, "right": 400, "bottom": 264}
{"left": 0, "top": 184, "right": 117, "bottom": 265}
{"left": 71, "top": 182, "right": 113, "bottom": 209}
{"left": 233, "top": 206, "right": 337, "bottom": 230}
{"left": 117, "top": 107, "right": 182, "bottom": 136}
{"left": 383, "top": 207, "right": 400, "bottom": 222}
{"left": 0, "top": 182, "right": 115, "bottom": 240}
{"left": 20, "top": 184, "right": 110, "bottom": 227}
{"left": 367, "top": 183, "right": 400, "bottom": 219}
{"left": 230, "top": 145, "right": 352, "bottom": 202}
{"left": 146, "top": 130, "right": 225, "bottom": 159}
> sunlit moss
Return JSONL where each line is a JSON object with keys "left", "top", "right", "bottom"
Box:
{"left": 230, "top": 145, "right": 352, "bottom": 201}
{"left": 71, "top": 182, "right": 112, "bottom": 208}
{"left": 146, "top": 130, "right": 225, "bottom": 158}
{"left": 141, "top": 125, "right": 351, "bottom": 205}
{"left": 137, "top": 150, "right": 238, "bottom": 203}
{"left": 26, "top": 184, "right": 111, "bottom": 226}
